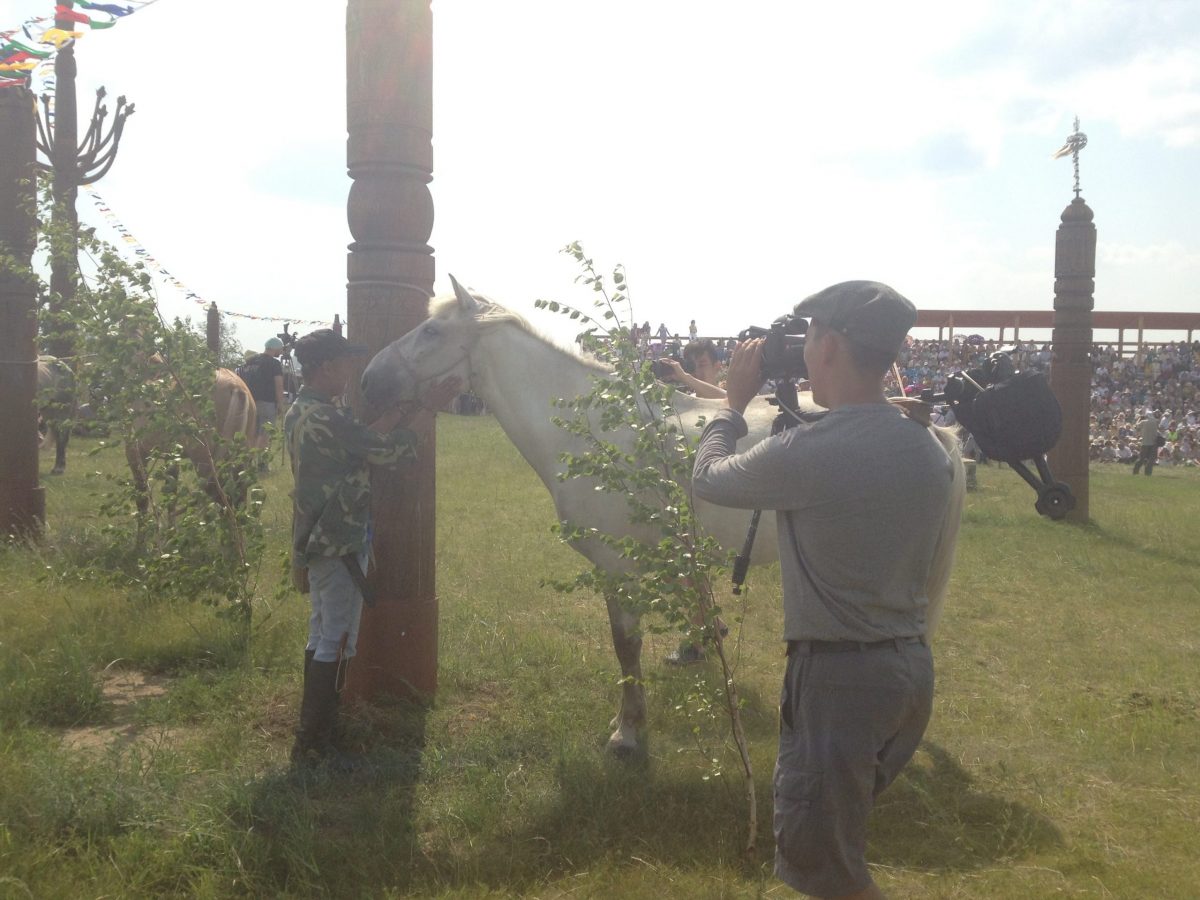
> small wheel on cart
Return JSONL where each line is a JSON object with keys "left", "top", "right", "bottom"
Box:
{"left": 1035, "top": 482, "right": 1076, "bottom": 519}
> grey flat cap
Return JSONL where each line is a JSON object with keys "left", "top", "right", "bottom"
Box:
{"left": 793, "top": 281, "right": 916, "bottom": 355}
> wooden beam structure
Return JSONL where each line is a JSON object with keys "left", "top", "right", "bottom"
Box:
{"left": 1047, "top": 197, "right": 1097, "bottom": 523}
{"left": 0, "top": 86, "right": 45, "bottom": 537}
{"left": 345, "top": 0, "right": 438, "bottom": 701}
{"left": 914, "top": 309, "right": 1200, "bottom": 334}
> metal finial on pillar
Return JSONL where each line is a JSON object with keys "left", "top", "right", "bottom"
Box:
{"left": 1051, "top": 116, "right": 1088, "bottom": 198}
{"left": 34, "top": 20, "right": 136, "bottom": 361}
{"left": 1047, "top": 116, "right": 1097, "bottom": 523}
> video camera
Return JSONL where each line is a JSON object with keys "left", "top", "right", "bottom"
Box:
{"left": 276, "top": 324, "right": 297, "bottom": 356}
{"left": 922, "top": 350, "right": 1074, "bottom": 519}
{"left": 738, "top": 314, "right": 809, "bottom": 381}
{"left": 651, "top": 353, "right": 689, "bottom": 380}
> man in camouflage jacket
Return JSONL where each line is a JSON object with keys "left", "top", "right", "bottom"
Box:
{"left": 286, "top": 328, "right": 459, "bottom": 767}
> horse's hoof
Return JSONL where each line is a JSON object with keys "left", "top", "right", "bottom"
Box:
{"left": 50, "top": 467, "right": 65, "bottom": 476}
{"left": 606, "top": 728, "right": 641, "bottom": 759}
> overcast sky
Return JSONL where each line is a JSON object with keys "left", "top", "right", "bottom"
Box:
{"left": 3, "top": 0, "right": 1198, "bottom": 351}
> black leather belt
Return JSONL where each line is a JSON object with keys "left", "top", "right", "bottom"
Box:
{"left": 787, "top": 636, "right": 924, "bottom": 656}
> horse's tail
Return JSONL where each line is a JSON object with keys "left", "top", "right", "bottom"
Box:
{"left": 924, "top": 424, "right": 966, "bottom": 641}
{"left": 220, "top": 374, "right": 253, "bottom": 443}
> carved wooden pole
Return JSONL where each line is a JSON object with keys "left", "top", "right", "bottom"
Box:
{"left": 47, "top": 6, "right": 79, "bottom": 361}
{"left": 1047, "top": 197, "right": 1096, "bottom": 522}
{"left": 206, "top": 302, "right": 220, "bottom": 357}
{"left": 1046, "top": 119, "right": 1094, "bottom": 522}
{"left": 39, "top": 2, "right": 134, "bottom": 361}
{"left": 0, "top": 86, "right": 45, "bottom": 537}
{"left": 345, "top": 0, "right": 437, "bottom": 700}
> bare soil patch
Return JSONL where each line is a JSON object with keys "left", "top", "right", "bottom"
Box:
{"left": 60, "top": 668, "right": 181, "bottom": 753}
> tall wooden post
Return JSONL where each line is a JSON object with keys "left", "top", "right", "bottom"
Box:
{"left": 206, "top": 303, "right": 221, "bottom": 357}
{"left": 40, "top": 2, "right": 135, "bottom": 361}
{"left": 0, "top": 87, "right": 45, "bottom": 537}
{"left": 345, "top": 0, "right": 437, "bottom": 700}
{"left": 1047, "top": 197, "right": 1096, "bottom": 522}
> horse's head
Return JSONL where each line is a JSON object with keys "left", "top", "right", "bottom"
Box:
{"left": 361, "top": 275, "right": 488, "bottom": 408}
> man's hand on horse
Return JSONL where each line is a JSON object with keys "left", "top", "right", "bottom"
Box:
{"left": 419, "top": 375, "right": 463, "bottom": 412}
{"left": 368, "top": 376, "right": 461, "bottom": 433}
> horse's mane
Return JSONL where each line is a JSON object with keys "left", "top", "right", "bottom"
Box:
{"left": 429, "top": 293, "right": 608, "bottom": 373}
{"left": 924, "top": 424, "right": 965, "bottom": 639}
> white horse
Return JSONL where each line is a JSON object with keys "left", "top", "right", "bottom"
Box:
{"left": 363, "top": 278, "right": 965, "bottom": 755}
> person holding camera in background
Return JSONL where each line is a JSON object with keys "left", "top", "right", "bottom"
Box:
{"left": 658, "top": 338, "right": 727, "bottom": 399}
{"left": 286, "top": 328, "right": 460, "bottom": 769}
{"left": 237, "top": 336, "right": 288, "bottom": 456}
{"left": 693, "top": 281, "right": 964, "bottom": 899}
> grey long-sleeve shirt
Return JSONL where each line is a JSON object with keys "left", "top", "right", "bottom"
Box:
{"left": 693, "top": 403, "right": 954, "bottom": 642}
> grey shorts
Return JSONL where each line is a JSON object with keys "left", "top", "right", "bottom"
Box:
{"left": 774, "top": 638, "right": 934, "bottom": 897}
{"left": 306, "top": 552, "right": 367, "bottom": 663}
{"left": 256, "top": 401, "right": 278, "bottom": 433}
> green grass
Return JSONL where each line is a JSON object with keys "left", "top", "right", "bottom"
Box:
{"left": 1, "top": 420, "right": 1197, "bottom": 898}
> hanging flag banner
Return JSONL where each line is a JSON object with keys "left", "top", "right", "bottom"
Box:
{"left": 82, "top": 186, "right": 338, "bottom": 328}
{"left": 1, "top": 1, "right": 158, "bottom": 89}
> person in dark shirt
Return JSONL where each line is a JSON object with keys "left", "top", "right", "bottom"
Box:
{"left": 238, "top": 337, "right": 287, "bottom": 451}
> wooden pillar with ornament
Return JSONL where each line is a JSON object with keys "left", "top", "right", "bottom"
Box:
{"left": 1047, "top": 118, "right": 1095, "bottom": 522}
{"left": 0, "top": 86, "right": 45, "bottom": 537}
{"left": 345, "top": 0, "right": 437, "bottom": 701}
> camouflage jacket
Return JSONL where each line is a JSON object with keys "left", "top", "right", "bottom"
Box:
{"left": 284, "top": 386, "right": 419, "bottom": 562}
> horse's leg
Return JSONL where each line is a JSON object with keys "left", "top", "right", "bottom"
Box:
{"left": 51, "top": 423, "right": 68, "bottom": 475}
{"left": 604, "top": 593, "right": 646, "bottom": 756}
{"left": 190, "top": 441, "right": 231, "bottom": 509}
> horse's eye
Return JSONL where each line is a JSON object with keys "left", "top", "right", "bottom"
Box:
{"left": 424, "top": 323, "right": 440, "bottom": 338}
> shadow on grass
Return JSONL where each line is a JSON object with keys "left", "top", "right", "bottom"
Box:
{"left": 430, "top": 739, "right": 1063, "bottom": 893}
{"left": 1084, "top": 521, "right": 1200, "bottom": 572}
{"left": 870, "top": 742, "right": 1063, "bottom": 870}
{"left": 649, "top": 665, "right": 782, "bottom": 745}
{"left": 233, "top": 699, "right": 430, "bottom": 896}
{"left": 226, "top": 718, "right": 1060, "bottom": 896}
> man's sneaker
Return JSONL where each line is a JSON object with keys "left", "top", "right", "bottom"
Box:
{"left": 665, "top": 642, "right": 705, "bottom": 666}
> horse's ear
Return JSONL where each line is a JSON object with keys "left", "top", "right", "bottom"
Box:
{"left": 449, "top": 274, "right": 481, "bottom": 316}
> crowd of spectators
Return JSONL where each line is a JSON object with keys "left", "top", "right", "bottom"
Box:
{"left": 1089, "top": 342, "right": 1199, "bottom": 467}
{"left": 637, "top": 330, "right": 1200, "bottom": 468}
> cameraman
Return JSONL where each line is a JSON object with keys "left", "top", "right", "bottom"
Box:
{"left": 237, "top": 336, "right": 288, "bottom": 453}
{"left": 658, "top": 338, "right": 727, "bottom": 399}
{"left": 693, "top": 282, "right": 963, "bottom": 900}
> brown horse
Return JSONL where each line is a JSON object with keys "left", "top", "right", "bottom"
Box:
{"left": 125, "top": 366, "right": 257, "bottom": 513}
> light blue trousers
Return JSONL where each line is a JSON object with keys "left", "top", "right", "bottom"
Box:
{"left": 306, "top": 551, "right": 368, "bottom": 663}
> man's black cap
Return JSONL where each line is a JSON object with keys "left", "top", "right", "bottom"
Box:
{"left": 793, "top": 281, "right": 917, "bottom": 355}
{"left": 293, "top": 328, "right": 368, "bottom": 370}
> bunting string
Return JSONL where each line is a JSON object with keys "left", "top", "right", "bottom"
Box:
{"left": 82, "top": 186, "right": 336, "bottom": 327}
{"left": 7, "top": 3, "right": 338, "bottom": 329}
{"left": 1, "top": 2, "right": 160, "bottom": 92}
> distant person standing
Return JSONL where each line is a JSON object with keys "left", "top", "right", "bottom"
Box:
{"left": 688, "top": 319, "right": 698, "bottom": 341}
{"left": 1132, "top": 414, "right": 1161, "bottom": 476}
{"left": 238, "top": 337, "right": 288, "bottom": 453}
{"left": 656, "top": 322, "right": 671, "bottom": 342}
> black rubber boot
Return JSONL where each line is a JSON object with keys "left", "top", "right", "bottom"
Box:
{"left": 291, "top": 659, "right": 340, "bottom": 766}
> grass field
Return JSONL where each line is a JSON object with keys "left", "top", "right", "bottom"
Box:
{"left": 1, "top": 416, "right": 1198, "bottom": 899}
